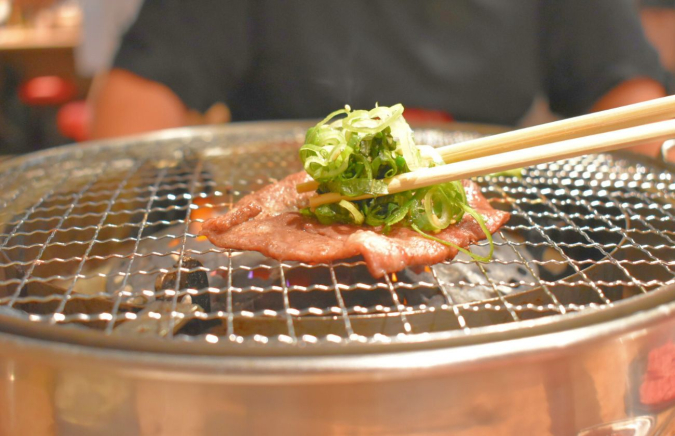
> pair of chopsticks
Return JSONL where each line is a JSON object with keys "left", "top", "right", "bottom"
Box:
{"left": 300, "top": 95, "right": 675, "bottom": 207}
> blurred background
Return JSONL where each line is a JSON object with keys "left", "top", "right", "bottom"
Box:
{"left": 0, "top": 0, "right": 674, "bottom": 155}
{"left": 0, "top": 0, "right": 141, "bottom": 154}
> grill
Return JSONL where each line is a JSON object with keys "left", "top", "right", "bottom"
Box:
{"left": 0, "top": 121, "right": 674, "bottom": 355}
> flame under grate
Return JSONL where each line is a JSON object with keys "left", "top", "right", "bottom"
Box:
{"left": 0, "top": 124, "right": 673, "bottom": 349}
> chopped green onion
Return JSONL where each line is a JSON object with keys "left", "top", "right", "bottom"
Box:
{"left": 411, "top": 222, "right": 491, "bottom": 263}
{"left": 323, "top": 178, "right": 388, "bottom": 197}
{"left": 486, "top": 168, "right": 523, "bottom": 179}
{"left": 424, "top": 187, "right": 449, "bottom": 229}
{"left": 299, "top": 103, "right": 495, "bottom": 261}
{"left": 390, "top": 114, "right": 423, "bottom": 171}
{"left": 338, "top": 200, "right": 364, "bottom": 225}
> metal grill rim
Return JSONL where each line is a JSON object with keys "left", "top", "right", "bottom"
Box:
{"left": 0, "top": 121, "right": 672, "bottom": 354}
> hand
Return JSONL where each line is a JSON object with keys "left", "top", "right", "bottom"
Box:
{"left": 89, "top": 69, "right": 188, "bottom": 139}
{"left": 591, "top": 77, "right": 673, "bottom": 162}
{"left": 627, "top": 139, "right": 675, "bottom": 162}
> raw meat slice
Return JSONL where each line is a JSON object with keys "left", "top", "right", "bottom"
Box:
{"left": 201, "top": 172, "right": 510, "bottom": 277}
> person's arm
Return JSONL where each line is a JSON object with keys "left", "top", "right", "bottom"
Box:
{"left": 541, "top": 0, "right": 673, "bottom": 159}
{"left": 89, "top": 69, "right": 187, "bottom": 139}
{"left": 641, "top": 8, "right": 675, "bottom": 73}
{"left": 91, "top": 0, "right": 252, "bottom": 139}
{"left": 591, "top": 77, "right": 669, "bottom": 158}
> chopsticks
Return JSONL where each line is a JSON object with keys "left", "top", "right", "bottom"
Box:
{"left": 434, "top": 94, "right": 675, "bottom": 163}
{"left": 297, "top": 95, "right": 675, "bottom": 195}
{"left": 303, "top": 95, "right": 675, "bottom": 208}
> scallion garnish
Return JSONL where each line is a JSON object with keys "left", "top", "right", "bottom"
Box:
{"left": 299, "top": 104, "right": 494, "bottom": 262}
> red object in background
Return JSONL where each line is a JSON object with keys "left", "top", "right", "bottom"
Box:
{"left": 402, "top": 107, "right": 454, "bottom": 124}
{"left": 640, "top": 341, "right": 675, "bottom": 405}
{"left": 18, "top": 76, "right": 77, "bottom": 106}
{"left": 57, "top": 101, "right": 90, "bottom": 142}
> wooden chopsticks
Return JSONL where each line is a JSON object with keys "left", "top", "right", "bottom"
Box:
{"left": 435, "top": 94, "right": 675, "bottom": 163}
{"left": 302, "top": 95, "right": 675, "bottom": 208}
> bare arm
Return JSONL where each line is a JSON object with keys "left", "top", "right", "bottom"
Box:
{"left": 89, "top": 69, "right": 188, "bottom": 139}
{"left": 591, "top": 77, "right": 670, "bottom": 159}
{"left": 641, "top": 8, "right": 675, "bottom": 73}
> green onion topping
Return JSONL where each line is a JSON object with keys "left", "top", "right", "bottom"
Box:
{"left": 299, "top": 104, "right": 494, "bottom": 262}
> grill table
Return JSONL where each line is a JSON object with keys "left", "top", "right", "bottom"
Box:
{"left": 0, "top": 122, "right": 673, "bottom": 435}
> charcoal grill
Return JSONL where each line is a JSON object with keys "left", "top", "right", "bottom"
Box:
{"left": 0, "top": 121, "right": 674, "bottom": 435}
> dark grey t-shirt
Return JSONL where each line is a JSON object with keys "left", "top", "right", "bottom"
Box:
{"left": 114, "top": 0, "right": 670, "bottom": 125}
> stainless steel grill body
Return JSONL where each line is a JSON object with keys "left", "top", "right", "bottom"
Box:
{"left": 0, "top": 122, "right": 673, "bottom": 435}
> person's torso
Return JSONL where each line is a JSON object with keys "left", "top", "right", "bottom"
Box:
{"left": 230, "top": 0, "right": 541, "bottom": 126}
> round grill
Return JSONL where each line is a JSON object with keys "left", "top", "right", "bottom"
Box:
{"left": 0, "top": 122, "right": 673, "bottom": 354}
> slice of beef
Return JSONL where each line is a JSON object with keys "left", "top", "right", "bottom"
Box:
{"left": 214, "top": 171, "right": 315, "bottom": 230}
{"left": 201, "top": 172, "right": 510, "bottom": 277}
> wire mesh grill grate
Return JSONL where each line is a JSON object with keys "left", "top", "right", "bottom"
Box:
{"left": 0, "top": 124, "right": 673, "bottom": 349}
